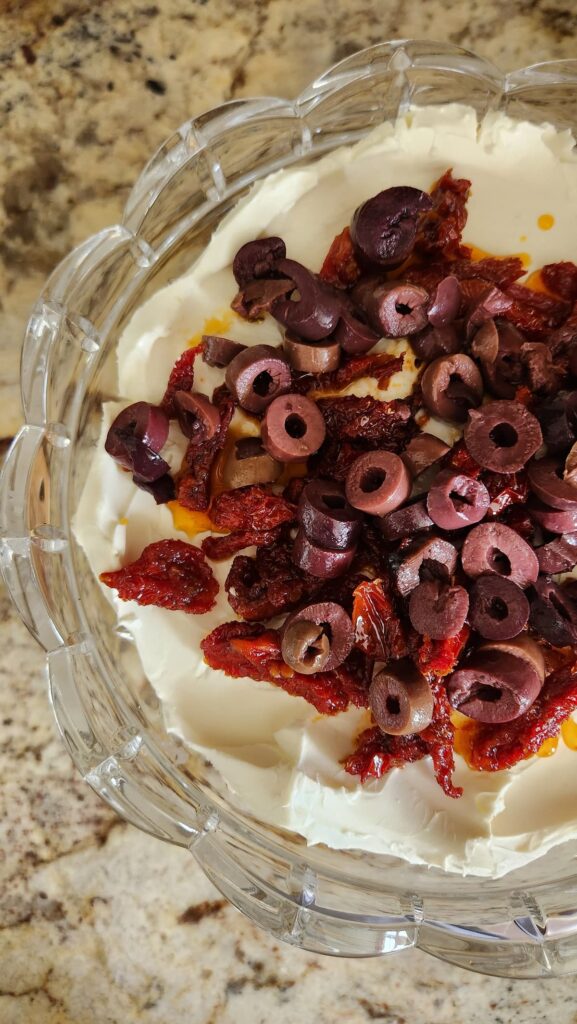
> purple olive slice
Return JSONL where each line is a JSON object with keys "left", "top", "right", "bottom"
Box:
{"left": 174, "top": 390, "right": 220, "bottom": 440}
{"left": 369, "top": 661, "right": 434, "bottom": 736}
{"left": 528, "top": 498, "right": 577, "bottom": 534}
{"left": 528, "top": 457, "right": 577, "bottom": 510}
{"left": 410, "top": 323, "right": 461, "bottom": 362}
{"left": 225, "top": 344, "right": 292, "bottom": 413}
{"left": 293, "top": 528, "right": 355, "bottom": 579}
{"left": 232, "top": 277, "right": 295, "bottom": 320}
{"left": 394, "top": 535, "right": 458, "bottom": 597}
{"left": 469, "top": 575, "right": 530, "bottom": 640}
{"left": 232, "top": 236, "right": 286, "bottom": 287}
{"left": 465, "top": 285, "right": 513, "bottom": 338}
{"left": 537, "top": 533, "right": 577, "bottom": 574}
{"left": 345, "top": 450, "right": 411, "bottom": 516}
{"left": 427, "top": 470, "right": 490, "bottom": 531}
{"left": 354, "top": 280, "right": 430, "bottom": 338}
{"left": 481, "top": 636, "right": 545, "bottom": 683}
{"left": 281, "top": 621, "right": 330, "bottom": 674}
{"left": 427, "top": 275, "right": 461, "bottom": 327}
{"left": 529, "top": 577, "right": 577, "bottom": 647}
{"left": 270, "top": 259, "right": 340, "bottom": 341}
{"left": 536, "top": 390, "right": 577, "bottom": 453}
{"left": 262, "top": 394, "right": 326, "bottom": 462}
{"left": 298, "top": 480, "right": 362, "bottom": 550}
{"left": 350, "top": 186, "right": 432, "bottom": 267}
{"left": 461, "top": 522, "right": 539, "bottom": 589}
{"left": 421, "top": 353, "right": 483, "bottom": 422}
{"left": 464, "top": 400, "right": 543, "bottom": 473}
{"left": 222, "top": 437, "right": 281, "bottom": 489}
{"left": 379, "top": 499, "right": 434, "bottom": 541}
{"left": 471, "top": 319, "right": 499, "bottom": 364}
{"left": 402, "top": 434, "right": 450, "bottom": 477}
{"left": 105, "top": 401, "right": 170, "bottom": 482}
{"left": 334, "top": 310, "right": 380, "bottom": 354}
{"left": 202, "top": 335, "right": 246, "bottom": 367}
{"left": 282, "top": 601, "right": 354, "bottom": 671}
{"left": 283, "top": 331, "right": 340, "bottom": 373}
{"left": 408, "top": 579, "right": 469, "bottom": 639}
{"left": 447, "top": 649, "right": 542, "bottom": 723}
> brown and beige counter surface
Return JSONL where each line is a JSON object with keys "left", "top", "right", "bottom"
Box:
{"left": 3, "top": 2, "right": 577, "bottom": 1021}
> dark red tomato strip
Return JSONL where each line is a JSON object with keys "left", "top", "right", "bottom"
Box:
{"left": 100, "top": 539, "right": 218, "bottom": 614}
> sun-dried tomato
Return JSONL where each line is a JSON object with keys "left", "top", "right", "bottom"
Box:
{"left": 504, "top": 283, "right": 570, "bottom": 340}
{"left": 441, "top": 439, "right": 481, "bottom": 477}
{"left": 469, "top": 659, "right": 577, "bottom": 771}
{"left": 202, "top": 486, "right": 297, "bottom": 560}
{"left": 452, "top": 255, "right": 526, "bottom": 290}
{"left": 415, "top": 169, "right": 471, "bottom": 260}
{"left": 344, "top": 680, "right": 461, "bottom": 797}
{"left": 482, "top": 468, "right": 529, "bottom": 516}
{"left": 318, "top": 353, "right": 405, "bottom": 393}
{"left": 514, "top": 384, "right": 533, "bottom": 407}
{"left": 318, "top": 396, "right": 414, "bottom": 450}
{"left": 201, "top": 620, "right": 370, "bottom": 714}
{"left": 548, "top": 300, "right": 577, "bottom": 360}
{"left": 352, "top": 578, "right": 407, "bottom": 661}
{"left": 319, "top": 226, "right": 362, "bottom": 289}
{"left": 541, "top": 261, "right": 577, "bottom": 302}
{"left": 160, "top": 344, "right": 204, "bottom": 417}
{"left": 100, "top": 539, "right": 218, "bottom": 614}
{"left": 415, "top": 626, "right": 470, "bottom": 678}
{"left": 225, "top": 536, "right": 318, "bottom": 621}
{"left": 499, "top": 504, "right": 534, "bottom": 541}
{"left": 310, "top": 439, "right": 365, "bottom": 482}
{"left": 177, "top": 389, "right": 235, "bottom": 512}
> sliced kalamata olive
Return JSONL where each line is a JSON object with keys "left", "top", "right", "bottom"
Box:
{"left": 232, "top": 277, "right": 295, "bottom": 320}
{"left": 408, "top": 579, "right": 469, "bottom": 639}
{"left": 281, "top": 620, "right": 331, "bottom": 674}
{"left": 379, "top": 499, "right": 434, "bottom": 541}
{"left": 105, "top": 401, "right": 170, "bottom": 482}
{"left": 565, "top": 442, "right": 577, "bottom": 484}
{"left": 447, "top": 649, "right": 542, "bottom": 723}
{"left": 283, "top": 331, "right": 340, "bottom": 373}
{"left": 520, "top": 341, "right": 561, "bottom": 396}
{"left": 345, "top": 450, "right": 411, "bottom": 516}
{"left": 461, "top": 522, "right": 539, "bottom": 588}
{"left": 528, "top": 456, "right": 577, "bottom": 510}
{"left": 401, "top": 434, "right": 450, "bottom": 477}
{"left": 481, "top": 635, "right": 545, "bottom": 683}
{"left": 480, "top": 321, "right": 525, "bottom": 400}
{"left": 222, "top": 437, "right": 281, "bottom": 488}
{"left": 427, "top": 275, "right": 461, "bottom": 327}
{"left": 471, "top": 319, "right": 499, "bottom": 363}
{"left": 394, "top": 535, "right": 458, "bottom": 597}
{"left": 466, "top": 285, "right": 513, "bottom": 337}
{"left": 410, "top": 323, "right": 461, "bottom": 362}
{"left": 262, "top": 394, "right": 326, "bottom": 462}
{"left": 133, "top": 472, "right": 175, "bottom": 504}
{"left": 537, "top": 533, "right": 577, "bottom": 574}
{"left": 529, "top": 577, "right": 577, "bottom": 647}
{"left": 350, "top": 186, "right": 432, "bottom": 267}
{"left": 202, "top": 335, "right": 246, "bottom": 367}
{"left": 270, "top": 259, "right": 340, "bottom": 341}
{"left": 334, "top": 310, "right": 380, "bottom": 354}
{"left": 528, "top": 498, "right": 577, "bottom": 534}
{"left": 421, "top": 353, "right": 483, "bottom": 422}
{"left": 225, "top": 345, "right": 292, "bottom": 413}
{"left": 427, "top": 470, "right": 490, "bottom": 531}
{"left": 469, "top": 575, "right": 530, "bottom": 640}
{"left": 464, "top": 400, "right": 542, "bottom": 472}
{"left": 293, "top": 528, "right": 355, "bottom": 579}
{"left": 535, "top": 391, "right": 577, "bottom": 453}
{"left": 282, "top": 601, "right": 354, "bottom": 671}
{"left": 355, "top": 281, "right": 430, "bottom": 338}
{"left": 369, "top": 661, "right": 434, "bottom": 735}
{"left": 298, "top": 480, "right": 362, "bottom": 550}
{"left": 174, "top": 390, "right": 220, "bottom": 440}
{"left": 232, "top": 236, "right": 286, "bottom": 287}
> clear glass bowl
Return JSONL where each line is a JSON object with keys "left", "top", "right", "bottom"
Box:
{"left": 4, "top": 40, "right": 577, "bottom": 978}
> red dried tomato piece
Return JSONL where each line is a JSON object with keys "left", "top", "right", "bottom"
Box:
{"left": 415, "top": 626, "right": 470, "bottom": 678}
{"left": 402, "top": 260, "right": 449, "bottom": 291}
{"left": 318, "top": 353, "right": 405, "bottom": 393}
{"left": 482, "top": 468, "right": 529, "bottom": 516}
{"left": 469, "top": 659, "right": 577, "bottom": 771}
{"left": 160, "top": 344, "right": 204, "bottom": 417}
{"left": 441, "top": 439, "right": 481, "bottom": 478}
{"left": 504, "top": 283, "right": 570, "bottom": 340}
{"left": 452, "top": 255, "right": 526, "bottom": 290}
{"left": 541, "top": 261, "right": 577, "bottom": 302}
{"left": 421, "top": 678, "right": 462, "bottom": 798}
{"left": 100, "top": 539, "right": 218, "bottom": 614}
{"left": 548, "top": 300, "right": 577, "bottom": 359}
{"left": 177, "top": 389, "right": 235, "bottom": 512}
{"left": 318, "top": 226, "right": 362, "bottom": 289}
{"left": 352, "top": 578, "right": 407, "bottom": 661}
{"left": 225, "top": 536, "right": 318, "bottom": 621}
{"left": 202, "top": 486, "right": 297, "bottom": 560}
{"left": 318, "top": 396, "right": 414, "bottom": 450}
{"left": 415, "top": 169, "right": 471, "bottom": 260}
{"left": 201, "top": 620, "right": 369, "bottom": 714}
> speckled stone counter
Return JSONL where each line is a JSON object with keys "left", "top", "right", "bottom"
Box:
{"left": 3, "top": 3, "right": 577, "bottom": 1021}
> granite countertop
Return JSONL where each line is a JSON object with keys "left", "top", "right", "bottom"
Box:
{"left": 3, "top": 2, "right": 577, "bottom": 1021}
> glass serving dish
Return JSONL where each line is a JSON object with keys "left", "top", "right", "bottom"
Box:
{"left": 4, "top": 39, "right": 577, "bottom": 979}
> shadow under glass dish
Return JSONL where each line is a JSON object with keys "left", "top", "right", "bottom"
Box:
{"left": 4, "top": 39, "right": 577, "bottom": 977}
